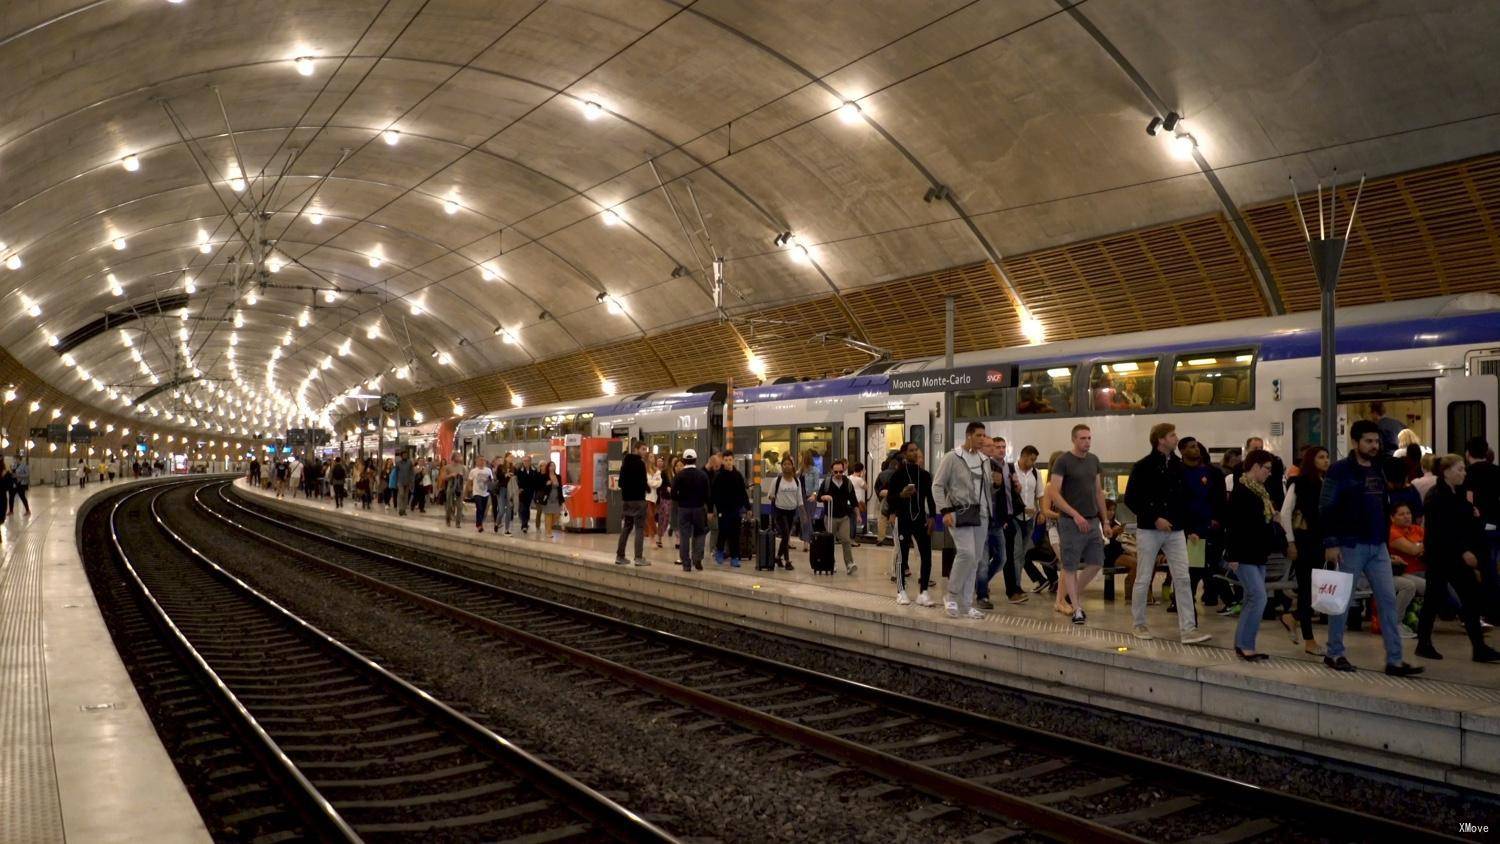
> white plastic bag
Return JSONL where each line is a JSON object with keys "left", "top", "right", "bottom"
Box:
{"left": 1311, "top": 567, "right": 1354, "bottom": 616}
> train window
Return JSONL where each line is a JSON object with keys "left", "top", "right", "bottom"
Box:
{"left": 525, "top": 417, "right": 541, "bottom": 440}
{"left": 1292, "top": 408, "right": 1322, "bottom": 453}
{"left": 648, "top": 432, "right": 672, "bottom": 455}
{"left": 1172, "top": 350, "right": 1254, "bottom": 408}
{"left": 908, "top": 424, "right": 926, "bottom": 455}
{"left": 955, "top": 389, "right": 1005, "bottom": 419}
{"left": 796, "top": 427, "right": 834, "bottom": 482}
{"left": 1448, "top": 401, "right": 1485, "bottom": 454}
{"left": 846, "top": 427, "right": 860, "bottom": 465}
{"left": 1088, "top": 359, "right": 1158, "bottom": 412}
{"left": 1017, "top": 367, "right": 1073, "bottom": 415}
{"left": 758, "top": 427, "right": 792, "bottom": 479}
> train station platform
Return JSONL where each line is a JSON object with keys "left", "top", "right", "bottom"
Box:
{"left": 2, "top": 476, "right": 208, "bottom": 843}
{"left": 238, "top": 479, "right": 1500, "bottom": 794}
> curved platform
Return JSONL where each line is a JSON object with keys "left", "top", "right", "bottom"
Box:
{"left": 238, "top": 479, "right": 1500, "bottom": 794}
{"left": 1, "top": 476, "right": 209, "bottom": 844}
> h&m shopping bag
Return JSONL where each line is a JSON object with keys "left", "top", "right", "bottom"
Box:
{"left": 1311, "top": 567, "right": 1355, "bottom": 616}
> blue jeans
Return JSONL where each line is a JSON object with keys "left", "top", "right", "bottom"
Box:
{"left": 1233, "top": 563, "right": 1266, "bottom": 652}
{"left": 976, "top": 522, "right": 1007, "bottom": 600}
{"left": 1326, "top": 543, "right": 1404, "bottom": 665}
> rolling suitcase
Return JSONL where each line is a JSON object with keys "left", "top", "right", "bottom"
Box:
{"left": 739, "top": 517, "right": 757, "bottom": 559}
{"left": 809, "top": 511, "right": 836, "bottom": 575}
{"left": 756, "top": 528, "right": 777, "bottom": 571}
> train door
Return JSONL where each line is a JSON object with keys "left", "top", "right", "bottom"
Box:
{"left": 861, "top": 409, "right": 906, "bottom": 473}
{"left": 1435, "top": 374, "right": 1498, "bottom": 455}
{"left": 1335, "top": 379, "right": 1434, "bottom": 458}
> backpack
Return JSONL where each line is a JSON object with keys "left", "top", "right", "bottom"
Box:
{"left": 772, "top": 474, "right": 806, "bottom": 508}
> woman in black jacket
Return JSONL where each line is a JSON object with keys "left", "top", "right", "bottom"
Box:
{"left": 1225, "top": 450, "right": 1286, "bottom": 661}
{"left": 1416, "top": 455, "right": 1500, "bottom": 663}
{"left": 1277, "top": 446, "right": 1328, "bottom": 655}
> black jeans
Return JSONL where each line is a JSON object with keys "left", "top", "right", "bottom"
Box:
{"left": 1417, "top": 560, "right": 1487, "bottom": 654}
{"left": 8, "top": 484, "right": 28, "bottom": 514}
{"left": 1292, "top": 530, "right": 1320, "bottom": 640}
{"left": 896, "top": 516, "right": 933, "bottom": 593}
{"left": 718, "top": 510, "right": 742, "bottom": 559}
{"left": 333, "top": 486, "right": 346, "bottom": 508}
{"left": 773, "top": 507, "right": 797, "bottom": 563}
{"left": 518, "top": 492, "right": 533, "bottom": 532}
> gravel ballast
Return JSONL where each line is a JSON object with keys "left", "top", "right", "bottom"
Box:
{"left": 230, "top": 486, "right": 1500, "bottom": 836}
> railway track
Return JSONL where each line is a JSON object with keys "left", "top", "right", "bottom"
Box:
{"left": 99, "top": 479, "right": 675, "bottom": 843}
{"left": 201, "top": 480, "right": 1465, "bottom": 844}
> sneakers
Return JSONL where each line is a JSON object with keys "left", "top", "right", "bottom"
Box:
{"left": 1132, "top": 625, "right": 1153, "bottom": 640}
{"left": 896, "top": 591, "right": 912, "bottom": 606}
{"left": 729, "top": 559, "right": 741, "bottom": 568}
{"left": 945, "top": 601, "right": 959, "bottom": 618}
{"left": 1217, "top": 603, "right": 1241, "bottom": 616}
{"left": 1414, "top": 643, "right": 1443, "bottom": 660}
{"left": 965, "top": 608, "right": 985, "bottom": 620}
{"left": 1071, "top": 609, "right": 1086, "bottom": 625}
{"left": 714, "top": 551, "right": 726, "bottom": 565}
{"left": 1007, "top": 593, "right": 1029, "bottom": 604}
{"left": 1385, "top": 662, "right": 1424, "bottom": 677}
{"left": 1324, "top": 656, "right": 1356, "bottom": 672}
{"left": 916, "top": 591, "right": 936, "bottom": 607}
{"left": 1182, "top": 629, "right": 1212, "bottom": 645}
{"left": 504, "top": 529, "right": 512, "bottom": 536}
{"left": 615, "top": 557, "right": 630, "bottom": 566}
{"left": 845, "top": 563, "right": 858, "bottom": 575}
{"left": 633, "top": 558, "right": 649, "bottom": 567}
{"left": 1398, "top": 624, "right": 1417, "bottom": 640}
{"left": 975, "top": 598, "right": 995, "bottom": 610}
{"left": 1473, "top": 647, "right": 1500, "bottom": 663}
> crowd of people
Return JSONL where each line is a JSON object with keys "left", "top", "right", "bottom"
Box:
{"left": 251, "top": 415, "right": 1500, "bottom": 674}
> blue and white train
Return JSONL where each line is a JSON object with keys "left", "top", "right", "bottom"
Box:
{"left": 455, "top": 293, "right": 1500, "bottom": 496}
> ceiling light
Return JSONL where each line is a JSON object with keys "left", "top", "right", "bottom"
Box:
{"left": 395, "top": 365, "right": 410, "bottom": 380}
{"left": 297, "top": 310, "right": 310, "bottom": 327}
{"left": 309, "top": 211, "right": 324, "bottom": 225}
{"left": 107, "top": 273, "right": 124, "bottom": 296}
{"left": 443, "top": 199, "right": 460, "bottom": 215}
{"left": 437, "top": 351, "right": 453, "bottom": 366}
{"left": 837, "top": 101, "right": 862, "bottom": 124}
{"left": 178, "top": 327, "right": 188, "bottom": 341}
{"left": 61, "top": 353, "right": 75, "bottom": 366}
{"left": 365, "top": 323, "right": 380, "bottom": 340}
{"left": 480, "top": 266, "right": 496, "bottom": 281}
{"left": 4, "top": 254, "right": 21, "bottom": 270}
{"left": 121, "top": 331, "right": 132, "bottom": 347}
{"left": 113, "top": 237, "right": 127, "bottom": 250}
{"left": 321, "top": 355, "right": 333, "bottom": 370}
{"left": 338, "top": 338, "right": 351, "bottom": 356}
{"left": 244, "top": 289, "right": 258, "bottom": 306}
{"left": 233, "top": 310, "right": 245, "bottom": 328}
{"left": 183, "top": 275, "right": 196, "bottom": 294}
{"left": 381, "top": 129, "right": 400, "bottom": 145}
{"left": 1169, "top": 132, "right": 1197, "bottom": 160}
{"left": 583, "top": 101, "right": 604, "bottom": 120}
{"left": 791, "top": 243, "right": 811, "bottom": 264}
{"left": 602, "top": 208, "right": 621, "bottom": 226}
{"left": 601, "top": 378, "right": 617, "bottom": 396}
{"left": 121, "top": 154, "right": 140, "bottom": 172}
{"left": 500, "top": 328, "right": 518, "bottom": 345}
{"left": 294, "top": 56, "right": 315, "bottom": 76}
{"left": 1145, "top": 116, "right": 1163, "bottom": 137}
{"left": 747, "top": 354, "right": 767, "bottom": 378}
{"left": 511, "top": 393, "right": 524, "bottom": 408}
{"left": 267, "top": 254, "right": 284, "bottom": 273}
{"left": 1020, "top": 309, "right": 1045, "bottom": 344}
{"left": 229, "top": 332, "right": 238, "bottom": 346}
{"left": 368, "top": 252, "right": 382, "bottom": 268}
{"left": 772, "top": 231, "right": 792, "bottom": 247}
{"left": 229, "top": 177, "right": 246, "bottom": 192}
{"left": 131, "top": 349, "right": 143, "bottom": 362}
{"left": 20, "top": 295, "right": 40, "bottom": 317}
{"left": 409, "top": 299, "right": 424, "bottom": 315}
{"left": 46, "top": 333, "right": 59, "bottom": 347}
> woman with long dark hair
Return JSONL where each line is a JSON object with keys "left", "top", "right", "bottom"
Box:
{"left": 1225, "top": 450, "right": 1287, "bottom": 660}
{"left": 539, "top": 461, "right": 563, "bottom": 537}
{"left": 1416, "top": 455, "right": 1500, "bottom": 663}
{"left": 1278, "top": 445, "right": 1329, "bottom": 655}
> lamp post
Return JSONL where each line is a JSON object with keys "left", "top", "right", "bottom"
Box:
{"left": 1293, "top": 174, "right": 1365, "bottom": 459}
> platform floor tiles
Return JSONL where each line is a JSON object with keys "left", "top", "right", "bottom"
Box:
{"left": 248, "top": 482, "right": 1500, "bottom": 696}
{"left": 0, "top": 478, "right": 208, "bottom": 844}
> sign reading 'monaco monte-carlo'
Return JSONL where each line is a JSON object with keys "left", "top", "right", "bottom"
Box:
{"left": 887, "top": 363, "right": 1020, "bottom": 396}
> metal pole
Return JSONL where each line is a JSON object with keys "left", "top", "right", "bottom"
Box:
{"left": 943, "top": 296, "right": 955, "bottom": 453}
{"left": 1310, "top": 238, "right": 1347, "bottom": 458}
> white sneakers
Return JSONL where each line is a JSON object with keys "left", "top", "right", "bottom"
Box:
{"left": 965, "top": 608, "right": 985, "bottom": 620}
{"left": 916, "top": 591, "right": 935, "bottom": 607}
{"left": 1132, "top": 625, "right": 1153, "bottom": 640}
{"left": 1182, "top": 629, "right": 1213, "bottom": 644}
{"left": 896, "top": 591, "right": 912, "bottom": 605}
{"left": 945, "top": 601, "right": 959, "bottom": 618}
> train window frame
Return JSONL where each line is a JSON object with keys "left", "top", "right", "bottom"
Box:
{"left": 1016, "top": 365, "right": 1076, "bottom": 417}
{"left": 954, "top": 388, "right": 1007, "bottom": 421}
{"left": 908, "top": 424, "right": 926, "bottom": 456}
{"left": 846, "top": 427, "right": 860, "bottom": 466}
{"left": 1292, "top": 407, "right": 1323, "bottom": 454}
{"left": 1168, "top": 349, "right": 1257, "bottom": 412}
{"left": 1447, "top": 401, "right": 1485, "bottom": 455}
{"left": 1085, "top": 358, "right": 1160, "bottom": 414}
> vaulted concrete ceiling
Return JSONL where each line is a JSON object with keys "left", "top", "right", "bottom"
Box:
{"left": 1, "top": 0, "right": 1496, "bottom": 433}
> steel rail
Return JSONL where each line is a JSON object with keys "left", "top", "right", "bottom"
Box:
{"left": 132, "top": 480, "right": 679, "bottom": 844}
{"left": 105, "top": 480, "right": 362, "bottom": 842}
{"left": 200, "top": 482, "right": 1148, "bottom": 843}
{"left": 213, "top": 478, "right": 1470, "bottom": 844}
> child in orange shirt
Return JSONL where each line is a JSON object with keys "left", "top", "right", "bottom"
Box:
{"left": 1387, "top": 502, "right": 1426, "bottom": 637}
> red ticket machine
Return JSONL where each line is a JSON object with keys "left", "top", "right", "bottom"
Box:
{"left": 564, "top": 435, "right": 614, "bottom": 531}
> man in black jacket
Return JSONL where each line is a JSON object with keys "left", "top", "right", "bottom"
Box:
{"left": 711, "top": 449, "right": 749, "bottom": 567}
{"left": 1123, "top": 423, "right": 1212, "bottom": 644}
{"left": 887, "top": 441, "right": 936, "bottom": 606}
{"left": 514, "top": 456, "right": 541, "bottom": 535}
{"left": 818, "top": 458, "right": 860, "bottom": 574}
{"left": 674, "top": 450, "right": 711, "bottom": 571}
{"left": 615, "top": 442, "right": 650, "bottom": 566}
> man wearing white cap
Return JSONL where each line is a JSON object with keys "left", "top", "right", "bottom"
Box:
{"left": 672, "top": 449, "right": 712, "bottom": 571}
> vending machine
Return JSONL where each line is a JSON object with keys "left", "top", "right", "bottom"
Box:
{"left": 562, "top": 435, "right": 615, "bottom": 532}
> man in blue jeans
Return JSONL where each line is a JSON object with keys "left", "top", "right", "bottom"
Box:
{"left": 976, "top": 437, "right": 1026, "bottom": 609}
{"left": 1319, "top": 420, "right": 1422, "bottom": 676}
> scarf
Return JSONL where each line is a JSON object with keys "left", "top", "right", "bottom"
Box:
{"left": 1242, "top": 476, "right": 1274, "bottom": 523}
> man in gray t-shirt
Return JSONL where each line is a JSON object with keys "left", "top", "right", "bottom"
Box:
{"left": 1045, "top": 424, "right": 1107, "bottom": 625}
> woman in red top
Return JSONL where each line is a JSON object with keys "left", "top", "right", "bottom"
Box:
{"left": 1387, "top": 502, "right": 1425, "bottom": 639}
